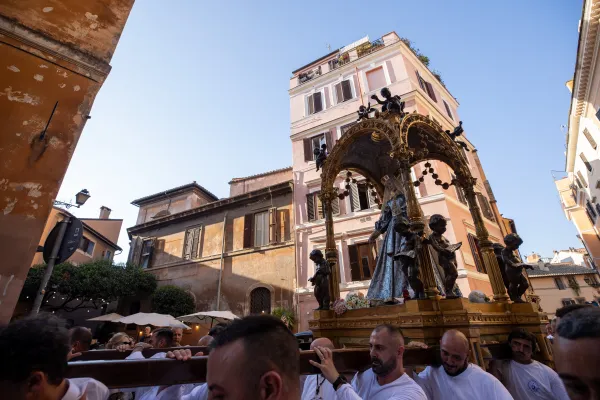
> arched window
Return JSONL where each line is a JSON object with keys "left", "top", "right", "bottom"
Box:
{"left": 250, "top": 287, "right": 271, "bottom": 314}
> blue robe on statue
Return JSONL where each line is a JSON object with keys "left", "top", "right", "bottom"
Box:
{"left": 366, "top": 194, "right": 411, "bottom": 303}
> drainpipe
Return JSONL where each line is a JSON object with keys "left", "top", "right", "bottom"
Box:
{"left": 216, "top": 212, "right": 228, "bottom": 311}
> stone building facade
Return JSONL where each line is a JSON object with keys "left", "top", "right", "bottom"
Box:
{"left": 0, "top": 0, "right": 135, "bottom": 323}
{"left": 289, "top": 32, "right": 511, "bottom": 331}
{"left": 126, "top": 168, "right": 296, "bottom": 322}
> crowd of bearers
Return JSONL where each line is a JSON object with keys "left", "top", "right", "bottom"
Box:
{"left": 1, "top": 304, "right": 599, "bottom": 400}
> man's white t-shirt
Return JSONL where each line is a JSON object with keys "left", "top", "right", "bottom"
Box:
{"left": 62, "top": 378, "right": 109, "bottom": 400}
{"left": 182, "top": 383, "right": 209, "bottom": 400}
{"left": 414, "top": 363, "right": 513, "bottom": 400}
{"left": 301, "top": 374, "right": 336, "bottom": 400}
{"left": 336, "top": 368, "right": 427, "bottom": 400}
{"left": 498, "top": 360, "right": 569, "bottom": 400}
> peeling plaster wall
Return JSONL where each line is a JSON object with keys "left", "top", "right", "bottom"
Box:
{"left": 0, "top": 1, "right": 135, "bottom": 323}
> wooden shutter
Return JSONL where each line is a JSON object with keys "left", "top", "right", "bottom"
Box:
{"left": 353, "top": 74, "right": 361, "bottom": 97}
{"left": 443, "top": 100, "right": 453, "bottom": 120}
{"left": 467, "top": 233, "right": 485, "bottom": 273}
{"left": 303, "top": 138, "right": 312, "bottom": 162}
{"left": 269, "top": 207, "right": 278, "bottom": 244}
{"left": 147, "top": 238, "right": 156, "bottom": 266}
{"left": 325, "top": 129, "right": 334, "bottom": 149}
{"left": 308, "top": 94, "right": 315, "bottom": 115}
{"left": 334, "top": 82, "right": 343, "bottom": 104}
{"left": 577, "top": 171, "right": 588, "bottom": 188}
{"left": 348, "top": 245, "right": 361, "bottom": 281}
{"left": 367, "top": 185, "right": 377, "bottom": 208}
{"left": 243, "top": 214, "right": 253, "bottom": 248}
{"left": 341, "top": 80, "right": 352, "bottom": 101}
{"left": 191, "top": 227, "right": 201, "bottom": 259}
{"left": 130, "top": 236, "right": 143, "bottom": 265}
{"left": 385, "top": 60, "right": 396, "bottom": 83}
{"left": 584, "top": 128, "right": 597, "bottom": 150}
{"left": 307, "top": 194, "right": 315, "bottom": 221}
{"left": 316, "top": 192, "right": 324, "bottom": 219}
{"left": 425, "top": 82, "right": 437, "bottom": 102}
{"left": 350, "top": 183, "right": 360, "bottom": 211}
{"left": 416, "top": 70, "right": 425, "bottom": 90}
{"left": 324, "top": 86, "right": 331, "bottom": 109}
{"left": 331, "top": 196, "right": 340, "bottom": 216}
{"left": 313, "top": 92, "right": 323, "bottom": 113}
{"left": 580, "top": 152, "right": 592, "bottom": 172}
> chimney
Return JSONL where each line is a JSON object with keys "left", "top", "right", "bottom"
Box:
{"left": 537, "top": 259, "right": 549, "bottom": 271}
{"left": 99, "top": 206, "right": 111, "bottom": 219}
{"left": 526, "top": 253, "right": 540, "bottom": 263}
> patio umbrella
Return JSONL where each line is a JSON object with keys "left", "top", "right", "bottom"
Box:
{"left": 87, "top": 313, "right": 123, "bottom": 322}
{"left": 115, "top": 312, "right": 190, "bottom": 329}
{"left": 176, "top": 310, "right": 239, "bottom": 327}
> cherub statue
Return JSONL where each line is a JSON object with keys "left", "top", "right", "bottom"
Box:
{"left": 313, "top": 143, "right": 327, "bottom": 172}
{"left": 356, "top": 102, "right": 376, "bottom": 122}
{"left": 501, "top": 233, "right": 534, "bottom": 303}
{"left": 393, "top": 216, "right": 425, "bottom": 300}
{"left": 309, "top": 249, "right": 331, "bottom": 310}
{"left": 371, "top": 87, "right": 405, "bottom": 115}
{"left": 427, "top": 214, "right": 462, "bottom": 299}
{"left": 445, "top": 121, "right": 469, "bottom": 151}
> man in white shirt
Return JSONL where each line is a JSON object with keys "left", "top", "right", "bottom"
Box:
{"left": 301, "top": 337, "right": 337, "bottom": 400}
{"left": 0, "top": 313, "right": 109, "bottom": 400}
{"left": 309, "top": 324, "right": 427, "bottom": 399}
{"left": 413, "top": 329, "right": 513, "bottom": 400}
{"left": 554, "top": 306, "right": 600, "bottom": 400}
{"left": 490, "top": 328, "right": 569, "bottom": 400}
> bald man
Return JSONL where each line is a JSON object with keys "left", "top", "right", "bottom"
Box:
{"left": 311, "top": 324, "right": 426, "bottom": 399}
{"left": 301, "top": 338, "right": 337, "bottom": 400}
{"left": 413, "top": 330, "right": 512, "bottom": 400}
{"left": 197, "top": 335, "right": 215, "bottom": 347}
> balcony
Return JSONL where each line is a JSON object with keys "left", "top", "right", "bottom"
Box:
{"left": 298, "top": 66, "right": 322, "bottom": 85}
{"left": 294, "top": 34, "right": 399, "bottom": 87}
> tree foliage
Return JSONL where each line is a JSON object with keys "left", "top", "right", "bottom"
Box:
{"left": 272, "top": 307, "right": 296, "bottom": 331}
{"left": 151, "top": 285, "right": 196, "bottom": 318}
{"left": 21, "top": 261, "right": 157, "bottom": 312}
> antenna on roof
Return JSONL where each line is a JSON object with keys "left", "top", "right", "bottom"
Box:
{"left": 326, "top": 43, "right": 331, "bottom": 51}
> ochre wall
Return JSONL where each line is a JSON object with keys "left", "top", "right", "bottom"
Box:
{"left": 530, "top": 274, "right": 600, "bottom": 317}
{"left": 0, "top": 1, "right": 135, "bottom": 322}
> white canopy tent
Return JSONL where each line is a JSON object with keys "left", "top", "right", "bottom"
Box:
{"left": 86, "top": 313, "right": 123, "bottom": 322}
{"left": 176, "top": 310, "right": 239, "bottom": 326}
{"left": 115, "top": 312, "right": 190, "bottom": 329}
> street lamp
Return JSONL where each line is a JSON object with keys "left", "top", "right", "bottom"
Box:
{"left": 32, "top": 189, "right": 91, "bottom": 314}
{"left": 53, "top": 189, "right": 90, "bottom": 209}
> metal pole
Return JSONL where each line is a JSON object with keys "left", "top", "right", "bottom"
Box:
{"left": 216, "top": 213, "right": 228, "bottom": 311}
{"left": 31, "top": 216, "right": 70, "bottom": 314}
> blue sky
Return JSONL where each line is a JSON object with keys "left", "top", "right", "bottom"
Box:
{"left": 58, "top": 0, "right": 583, "bottom": 262}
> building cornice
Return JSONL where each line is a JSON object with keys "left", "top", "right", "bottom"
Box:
{"left": 566, "top": 0, "right": 600, "bottom": 171}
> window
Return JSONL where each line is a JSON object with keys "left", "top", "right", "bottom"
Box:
{"left": 250, "top": 287, "right": 271, "bottom": 314}
{"left": 307, "top": 92, "right": 323, "bottom": 115}
{"left": 140, "top": 239, "right": 154, "bottom": 268}
{"left": 562, "top": 299, "right": 576, "bottom": 306}
{"left": 349, "top": 242, "right": 375, "bottom": 281}
{"left": 584, "top": 128, "right": 597, "bottom": 150}
{"left": 477, "top": 193, "right": 495, "bottom": 222}
{"left": 366, "top": 66, "right": 386, "bottom": 91}
{"left": 467, "top": 233, "right": 485, "bottom": 273}
{"left": 596, "top": 203, "right": 600, "bottom": 217}
{"left": 577, "top": 171, "right": 588, "bottom": 188}
{"left": 78, "top": 237, "right": 95, "bottom": 255}
{"left": 340, "top": 122, "right": 356, "bottom": 136}
{"left": 555, "top": 277, "right": 567, "bottom": 290}
{"left": 451, "top": 174, "right": 467, "bottom": 205}
{"left": 443, "top": 100, "right": 453, "bottom": 120}
{"left": 415, "top": 70, "right": 437, "bottom": 101}
{"left": 575, "top": 176, "right": 584, "bottom": 189}
{"left": 585, "top": 274, "right": 600, "bottom": 286}
{"left": 576, "top": 297, "right": 586, "bottom": 304}
{"left": 350, "top": 182, "right": 374, "bottom": 211}
{"left": 303, "top": 133, "right": 327, "bottom": 162}
{"left": 587, "top": 201, "right": 597, "bottom": 219}
{"left": 307, "top": 192, "right": 339, "bottom": 221}
{"left": 104, "top": 250, "right": 112, "bottom": 260}
{"left": 254, "top": 211, "right": 270, "bottom": 247}
{"left": 183, "top": 226, "right": 202, "bottom": 260}
{"left": 334, "top": 79, "right": 353, "bottom": 103}
{"left": 243, "top": 208, "right": 278, "bottom": 248}
{"left": 580, "top": 152, "right": 592, "bottom": 172}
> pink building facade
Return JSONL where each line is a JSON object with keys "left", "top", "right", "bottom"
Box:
{"left": 290, "top": 32, "right": 507, "bottom": 331}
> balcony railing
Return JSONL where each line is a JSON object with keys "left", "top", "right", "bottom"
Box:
{"left": 296, "top": 35, "right": 397, "bottom": 86}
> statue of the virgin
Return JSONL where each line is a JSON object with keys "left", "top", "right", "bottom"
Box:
{"left": 366, "top": 175, "right": 411, "bottom": 304}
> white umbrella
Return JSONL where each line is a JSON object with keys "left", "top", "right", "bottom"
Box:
{"left": 177, "top": 310, "right": 239, "bottom": 326}
{"left": 87, "top": 313, "right": 123, "bottom": 322}
{"left": 115, "top": 312, "right": 190, "bottom": 329}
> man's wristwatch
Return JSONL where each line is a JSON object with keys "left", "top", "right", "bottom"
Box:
{"left": 332, "top": 375, "right": 348, "bottom": 391}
